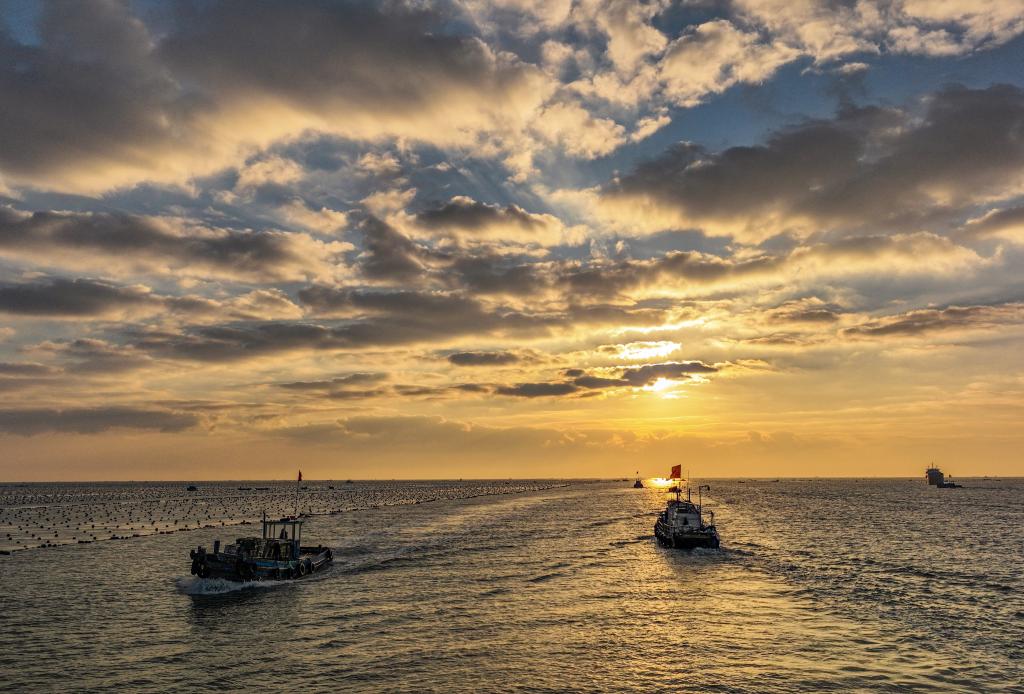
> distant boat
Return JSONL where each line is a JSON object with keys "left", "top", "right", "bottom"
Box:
{"left": 189, "top": 513, "right": 332, "bottom": 581}
{"left": 186, "top": 485, "right": 198, "bottom": 492}
{"left": 237, "top": 486, "right": 252, "bottom": 491}
{"left": 654, "top": 478, "right": 719, "bottom": 550}
{"left": 633, "top": 471, "right": 644, "bottom": 489}
{"left": 926, "top": 465, "right": 963, "bottom": 488}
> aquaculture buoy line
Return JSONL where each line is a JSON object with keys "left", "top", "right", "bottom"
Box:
{"left": 0, "top": 480, "right": 568, "bottom": 554}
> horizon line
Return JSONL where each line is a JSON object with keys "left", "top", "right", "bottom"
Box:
{"left": 2, "top": 475, "right": 1020, "bottom": 484}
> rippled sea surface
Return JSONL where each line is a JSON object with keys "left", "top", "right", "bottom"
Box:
{"left": 1, "top": 479, "right": 1022, "bottom": 692}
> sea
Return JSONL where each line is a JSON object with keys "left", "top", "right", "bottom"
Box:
{"left": 0, "top": 479, "right": 1021, "bottom": 692}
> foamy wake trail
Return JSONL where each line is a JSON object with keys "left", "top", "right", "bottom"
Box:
{"left": 175, "top": 576, "right": 287, "bottom": 595}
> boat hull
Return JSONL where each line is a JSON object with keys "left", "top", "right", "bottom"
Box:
{"left": 190, "top": 546, "right": 332, "bottom": 582}
{"left": 654, "top": 519, "right": 720, "bottom": 549}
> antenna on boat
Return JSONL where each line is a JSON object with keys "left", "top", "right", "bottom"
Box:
{"left": 295, "top": 470, "right": 302, "bottom": 517}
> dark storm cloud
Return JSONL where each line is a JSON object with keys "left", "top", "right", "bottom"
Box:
{"left": 562, "top": 251, "right": 782, "bottom": 297}
{"left": 416, "top": 198, "right": 544, "bottom": 234}
{"left": 776, "top": 308, "right": 840, "bottom": 322}
{"left": 0, "top": 362, "right": 57, "bottom": 376}
{"left": 125, "top": 289, "right": 562, "bottom": 361}
{"left": 496, "top": 382, "right": 580, "bottom": 398}
{"left": 841, "top": 303, "right": 1024, "bottom": 338}
{"left": 447, "top": 351, "right": 522, "bottom": 366}
{"left": 357, "top": 217, "right": 426, "bottom": 282}
{"left": 0, "top": 277, "right": 274, "bottom": 321}
{"left": 0, "top": 406, "right": 199, "bottom": 435}
{"left": 0, "top": 0, "right": 542, "bottom": 191}
{"left": 31, "top": 338, "right": 153, "bottom": 375}
{"left": 130, "top": 323, "right": 342, "bottom": 362}
{"left": 158, "top": 0, "right": 527, "bottom": 117}
{"left": 0, "top": 1, "right": 184, "bottom": 182}
{"left": 297, "top": 286, "right": 659, "bottom": 344}
{"left": 767, "top": 299, "right": 842, "bottom": 323}
{"left": 277, "top": 373, "right": 388, "bottom": 391}
{"left": 446, "top": 254, "right": 550, "bottom": 297}
{"left": 607, "top": 85, "right": 1024, "bottom": 237}
{"left": 0, "top": 279, "right": 154, "bottom": 317}
{"left": 493, "top": 361, "right": 721, "bottom": 398}
{"left": 619, "top": 361, "right": 718, "bottom": 385}
{"left": 0, "top": 208, "right": 333, "bottom": 281}
{"left": 298, "top": 286, "right": 493, "bottom": 321}
{"left": 572, "top": 375, "right": 630, "bottom": 389}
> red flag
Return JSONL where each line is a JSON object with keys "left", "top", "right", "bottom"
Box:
{"left": 298, "top": 470, "right": 302, "bottom": 482}
{"left": 670, "top": 464, "right": 681, "bottom": 479}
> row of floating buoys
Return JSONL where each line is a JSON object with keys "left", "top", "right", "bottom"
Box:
{"left": 0, "top": 481, "right": 561, "bottom": 553}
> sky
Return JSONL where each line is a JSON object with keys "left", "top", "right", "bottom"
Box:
{"left": 1, "top": 0, "right": 1023, "bottom": 481}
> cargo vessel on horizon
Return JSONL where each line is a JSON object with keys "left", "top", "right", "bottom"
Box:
{"left": 925, "top": 465, "right": 962, "bottom": 488}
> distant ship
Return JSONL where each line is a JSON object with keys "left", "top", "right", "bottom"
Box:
{"left": 633, "top": 471, "right": 644, "bottom": 489}
{"left": 654, "top": 468, "right": 719, "bottom": 549}
{"left": 926, "top": 465, "right": 962, "bottom": 488}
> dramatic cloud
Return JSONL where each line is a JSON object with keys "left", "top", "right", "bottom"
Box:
{"left": 767, "top": 298, "right": 842, "bottom": 323}
{"left": 602, "top": 85, "right": 1024, "bottom": 241}
{"left": 0, "top": 207, "right": 348, "bottom": 282}
{"left": 0, "top": 279, "right": 161, "bottom": 318}
{"left": 0, "top": 407, "right": 199, "bottom": 435}
{"left": 447, "top": 351, "right": 523, "bottom": 366}
{"left": 0, "top": 2, "right": 1023, "bottom": 477}
{"left": 618, "top": 361, "right": 718, "bottom": 385}
{"left": 496, "top": 382, "right": 580, "bottom": 398}
{"left": 414, "top": 197, "right": 567, "bottom": 243}
{"left": 277, "top": 373, "right": 389, "bottom": 391}
{"left": 494, "top": 360, "right": 720, "bottom": 398}
{"left": 0, "top": 0, "right": 550, "bottom": 192}
{"left": 0, "top": 362, "right": 56, "bottom": 376}
{"left": 842, "top": 303, "right": 1024, "bottom": 338}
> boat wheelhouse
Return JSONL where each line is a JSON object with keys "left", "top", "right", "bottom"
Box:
{"left": 654, "top": 483, "right": 720, "bottom": 550}
{"left": 189, "top": 513, "right": 332, "bottom": 582}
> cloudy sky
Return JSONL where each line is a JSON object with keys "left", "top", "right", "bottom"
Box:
{"left": 1, "top": 0, "right": 1023, "bottom": 480}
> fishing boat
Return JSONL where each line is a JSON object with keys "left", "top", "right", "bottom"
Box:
{"left": 654, "top": 466, "right": 719, "bottom": 549}
{"left": 189, "top": 513, "right": 332, "bottom": 581}
{"left": 188, "top": 470, "right": 332, "bottom": 581}
{"left": 633, "top": 471, "right": 644, "bottom": 489}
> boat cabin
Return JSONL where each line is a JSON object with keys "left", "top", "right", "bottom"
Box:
{"left": 665, "top": 499, "right": 703, "bottom": 529}
{"left": 220, "top": 516, "right": 304, "bottom": 562}
{"left": 262, "top": 516, "right": 303, "bottom": 560}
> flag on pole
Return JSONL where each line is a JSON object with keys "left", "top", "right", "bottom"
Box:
{"left": 298, "top": 470, "right": 302, "bottom": 482}
{"left": 670, "top": 464, "right": 681, "bottom": 479}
